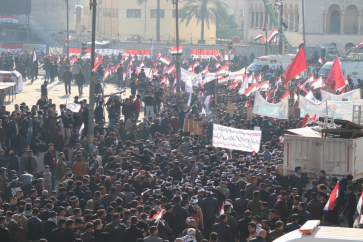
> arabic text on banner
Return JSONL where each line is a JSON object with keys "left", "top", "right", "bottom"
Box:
{"left": 321, "top": 88, "right": 361, "bottom": 101}
{"left": 327, "top": 99, "right": 363, "bottom": 121}
{"left": 252, "top": 91, "right": 289, "bottom": 119}
{"left": 299, "top": 95, "right": 327, "bottom": 118}
{"left": 212, "top": 124, "right": 261, "bottom": 152}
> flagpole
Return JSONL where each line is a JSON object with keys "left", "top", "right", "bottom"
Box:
{"left": 302, "top": 0, "right": 306, "bottom": 49}
{"left": 174, "top": 0, "right": 181, "bottom": 98}
{"left": 66, "top": 0, "right": 69, "bottom": 59}
{"left": 88, "top": 0, "right": 97, "bottom": 144}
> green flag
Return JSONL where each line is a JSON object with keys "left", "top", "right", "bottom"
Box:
{"left": 325, "top": 48, "right": 334, "bottom": 61}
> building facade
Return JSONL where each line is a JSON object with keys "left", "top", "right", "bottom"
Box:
{"left": 30, "top": 0, "right": 77, "bottom": 32}
{"left": 243, "top": 0, "right": 363, "bottom": 51}
{"left": 221, "top": 0, "right": 245, "bottom": 27}
{"left": 82, "top": 1, "right": 216, "bottom": 44}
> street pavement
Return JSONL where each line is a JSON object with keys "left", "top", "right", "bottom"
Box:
{"left": 6, "top": 71, "right": 139, "bottom": 122}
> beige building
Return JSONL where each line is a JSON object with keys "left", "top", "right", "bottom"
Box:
{"left": 82, "top": 1, "right": 216, "bottom": 44}
{"left": 244, "top": 0, "right": 363, "bottom": 50}
{"left": 221, "top": 0, "right": 245, "bottom": 27}
{"left": 30, "top": 0, "right": 77, "bottom": 32}
{"left": 83, "top": 0, "right": 119, "bottom": 39}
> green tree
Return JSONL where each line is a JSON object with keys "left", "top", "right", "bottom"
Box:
{"left": 137, "top": 0, "right": 167, "bottom": 42}
{"left": 216, "top": 14, "right": 242, "bottom": 40}
{"left": 179, "top": 0, "right": 228, "bottom": 42}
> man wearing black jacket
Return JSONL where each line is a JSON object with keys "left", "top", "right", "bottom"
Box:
{"left": 237, "top": 210, "right": 252, "bottom": 242}
{"left": 201, "top": 188, "right": 219, "bottom": 239}
{"left": 44, "top": 144, "right": 56, "bottom": 188}
{"left": 172, "top": 196, "right": 189, "bottom": 235}
{"left": 58, "top": 219, "right": 76, "bottom": 242}
{"left": 123, "top": 216, "right": 143, "bottom": 242}
{"left": 211, "top": 214, "right": 232, "bottom": 242}
{"left": 27, "top": 208, "right": 44, "bottom": 241}
{"left": 341, "top": 185, "right": 357, "bottom": 227}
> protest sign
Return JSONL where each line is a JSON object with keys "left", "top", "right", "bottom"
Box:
{"left": 321, "top": 88, "right": 361, "bottom": 101}
{"left": 299, "top": 95, "right": 327, "bottom": 118}
{"left": 253, "top": 92, "right": 289, "bottom": 119}
{"left": 212, "top": 124, "right": 261, "bottom": 152}
{"left": 327, "top": 99, "right": 363, "bottom": 121}
{"left": 183, "top": 119, "right": 194, "bottom": 133}
{"left": 66, "top": 99, "right": 81, "bottom": 112}
{"left": 226, "top": 103, "right": 235, "bottom": 115}
{"left": 193, "top": 121, "right": 203, "bottom": 135}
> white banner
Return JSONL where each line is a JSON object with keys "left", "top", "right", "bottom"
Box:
{"left": 299, "top": 95, "right": 327, "bottom": 118}
{"left": 327, "top": 99, "right": 363, "bottom": 121}
{"left": 253, "top": 91, "right": 289, "bottom": 119}
{"left": 66, "top": 99, "right": 81, "bottom": 113}
{"left": 321, "top": 88, "right": 361, "bottom": 101}
{"left": 213, "top": 124, "right": 261, "bottom": 152}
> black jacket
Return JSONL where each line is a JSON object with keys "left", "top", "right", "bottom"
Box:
{"left": 123, "top": 225, "right": 144, "bottom": 242}
{"left": 298, "top": 210, "right": 312, "bottom": 225}
{"left": 249, "top": 236, "right": 267, "bottom": 242}
{"left": 284, "top": 222, "right": 301, "bottom": 233}
{"left": 343, "top": 192, "right": 357, "bottom": 215}
{"left": 44, "top": 151, "right": 56, "bottom": 169}
{"left": 212, "top": 222, "right": 233, "bottom": 242}
{"left": 201, "top": 196, "right": 219, "bottom": 219}
{"left": 44, "top": 220, "right": 58, "bottom": 241}
{"left": 237, "top": 217, "right": 251, "bottom": 240}
{"left": 172, "top": 204, "right": 189, "bottom": 233}
{"left": 58, "top": 228, "right": 76, "bottom": 242}
{"left": 27, "top": 216, "right": 44, "bottom": 240}
{"left": 0, "top": 226, "right": 10, "bottom": 242}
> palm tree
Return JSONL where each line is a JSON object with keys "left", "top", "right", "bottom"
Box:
{"left": 137, "top": 0, "right": 166, "bottom": 42}
{"left": 179, "top": 0, "right": 228, "bottom": 42}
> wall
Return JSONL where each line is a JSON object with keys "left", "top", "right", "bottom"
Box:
{"left": 30, "top": 0, "right": 77, "bottom": 32}
{"left": 118, "top": 1, "right": 216, "bottom": 44}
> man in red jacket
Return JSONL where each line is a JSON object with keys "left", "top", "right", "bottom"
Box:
{"left": 134, "top": 95, "right": 141, "bottom": 121}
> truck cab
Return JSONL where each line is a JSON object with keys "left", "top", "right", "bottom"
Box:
{"left": 246, "top": 54, "right": 296, "bottom": 73}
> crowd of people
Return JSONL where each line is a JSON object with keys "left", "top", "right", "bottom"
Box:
{"left": 0, "top": 49, "right": 361, "bottom": 242}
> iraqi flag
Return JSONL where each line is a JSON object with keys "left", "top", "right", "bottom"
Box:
{"left": 64, "top": 33, "right": 72, "bottom": 46}
{"left": 293, "top": 90, "right": 298, "bottom": 101}
{"left": 201, "top": 65, "right": 209, "bottom": 75}
{"left": 157, "top": 51, "right": 161, "bottom": 58}
{"left": 318, "top": 57, "right": 323, "bottom": 64}
{"left": 254, "top": 33, "right": 265, "bottom": 43}
{"left": 255, "top": 73, "right": 262, "bottom": 83}
{"left": 281, "top": 90, "right": 290, "bottom": 100}
{"left": 310, "top": 77, "right": 324, "bottom": 89}
{"left": 159, "top": 57, "right": 171, "bottom": 65}
{"left": 166, "top": 65, "right": 175, "bottom": 74}
{"left": 296, "top": 39, "right": 305, "bottom": 52}
{"left": 256, "top": 81, "right": 269, "bottom": 91}
{"left": 244, "top": 84, "right": 256, "bottom": 97}
{"left": 324, "top": 181, "right": 340, "bottom": 211}
{"left": 215, "top": 62, "right": 221, "bottom": 69}
{"left": 152, "top": 210, "right": 164, "bottom": 221}
{"left": 139, "top": 61, "right": 144, "bottom": 68}
{"left": 192, "top": 61, "right": 199, "bottom": 71}
{"left": 187, "top": 65, "right": 193, "bottom": 72}
{"left": 56, "top": 56, "right": 60, "bottom": 63}
{"left": 219, "top": 52, "right": 223, "bottom": 61}
{"left": 267, "top": 28, "right": 278, "bottom": 43}
{"left": 228, "top": 81, "right": 239, "bottom": 90}
{"left": 306, "top": 73, "right": 315, "bottom": 83}
{"left": 170, "top": 45, "right": 183, "bottom": 54}
{"left": 357, "top": 41, "right": 363, "bottom": 49}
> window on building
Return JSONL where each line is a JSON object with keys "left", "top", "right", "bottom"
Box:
{"left": 228, "top": 9, "right": 234, "bottom": 15}
{"left": 240, "top": 9, "right": 244, "bottom": 17}
{"left": 172, "top": 9, "right": 176, "bottom": 18}
{"left": 330, "top": 10, "right": 340, "bottom": 33}
{"left": 127, "top": 9, "right": 141, "bottom": 18}
{"left": 150, "top": 9, "right": 165, "bottom": 18}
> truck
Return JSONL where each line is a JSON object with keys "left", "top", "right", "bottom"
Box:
{"left": 246, "top": 54, "right": 296, "bottom": 73}
{"left": 318, "top": 59, "right": 363, "bottom": 84}
{"left": 283, "top": 126, "right": 363, "bottom": 182}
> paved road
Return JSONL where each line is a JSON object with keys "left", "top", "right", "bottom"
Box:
{"left": 6, "top": 71, "right": 143, "bottom": 122}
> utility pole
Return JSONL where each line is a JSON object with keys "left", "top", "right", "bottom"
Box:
{"left": 66, "top": 0, "right": 69, "bottom": 59}
{"left": 174, "top": 0, "right": 181, "bottom": 98}
{"left": 88, "top": 0, "right": 97, "bottom": 143}
{"left": 279, "top": 3, "right": 283, "bottom": 54}
{"left": 111, "top": 0, "right": 113, "bottom": 39}
{"left": 302, "top": 0, "right": 306, "bottom": 48}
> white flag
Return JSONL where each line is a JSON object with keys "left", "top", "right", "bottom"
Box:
{"left": 66, "top": 99, "right": 81, "bottom": 112}
{"left": 33, "top": 51, "right": 36, "bottom": 62}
